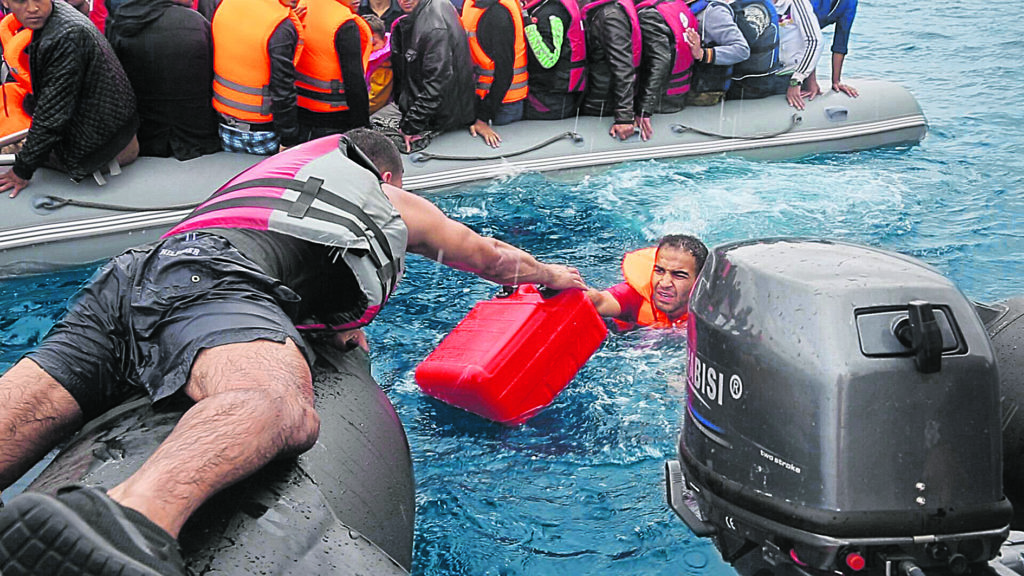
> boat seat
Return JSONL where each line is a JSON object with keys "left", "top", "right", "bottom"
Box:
{"left": 92, "top": 158, "right": 122, "bottom": 186}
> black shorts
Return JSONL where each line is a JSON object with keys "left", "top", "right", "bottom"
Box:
{"left": 27, "top": 233, "right": 309, "bottom": 420}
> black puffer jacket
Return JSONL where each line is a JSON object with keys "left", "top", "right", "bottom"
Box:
{"left": 392, "top": 0, "right": 475, "bottom": 135}
{"left": 14, "top": 0, "right": 138, "bottom": 181}
{"left": 580, "top": 0, "right": 637, "bottom": 124}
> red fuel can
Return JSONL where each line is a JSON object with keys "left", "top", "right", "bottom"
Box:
{"left": 415, "top": 285, "right": 608, "bottom": 425}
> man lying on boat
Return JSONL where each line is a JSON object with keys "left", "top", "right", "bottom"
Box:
{"left": 0, "top": 0, "right": 139, "bottom": 199}
{"left": 0, "top": 129, "right": 585, "bottom": 576}
{"left": 586, "top": 233, "right": 707, "bottom": 330}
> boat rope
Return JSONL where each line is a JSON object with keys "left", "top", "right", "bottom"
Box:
{"left": 33, "top": 195, "right": 201, "bottom": 212}
{"left": 669, "top": 113, "right": 802, "bottom": 140}
{"left": 410, "top": 131, "right": 582, "bottom": 163}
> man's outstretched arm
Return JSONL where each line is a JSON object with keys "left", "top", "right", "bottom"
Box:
{"left": 385, "top": 184, "right": 586, "bottom": 290}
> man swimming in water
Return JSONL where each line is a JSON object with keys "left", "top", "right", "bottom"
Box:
{"left": 0, "top": 129, "right": 584, "bottom": 576}
{"left": 587, "top": 234, "right": 707, "bottom": 330}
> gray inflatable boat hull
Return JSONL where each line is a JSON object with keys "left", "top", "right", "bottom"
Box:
{"left": 25, "top": 347, "right": 415, "bottom": 575}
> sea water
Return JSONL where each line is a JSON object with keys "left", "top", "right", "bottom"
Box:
{"left": 2, "top": 0, "right": 1023, "bottom": 573}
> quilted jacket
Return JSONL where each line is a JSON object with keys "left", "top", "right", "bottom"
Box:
{"left": 13, "top": 0, "right": 138, "bottom": 182}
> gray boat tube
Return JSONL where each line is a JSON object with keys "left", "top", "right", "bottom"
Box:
{"left": 25, "top": 346, "right": 415, "bottom": 575}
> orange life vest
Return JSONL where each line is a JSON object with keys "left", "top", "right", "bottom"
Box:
{"left": 294, "top": 0, "right": 371, "bottom": 113}
{"left": 212, "top": 0, "right": 304, "bottom": 123}
{"left": 1, "top": 14, "right": 31, "bottom": 88}
{"left": 0, "top": 14, "right": 33, "bottom": 138}
{"left": 461, "top": 0, "right": 529, "bottom": 103}
{"left": 621, "top": 247, "right": 689, "bottom": 329}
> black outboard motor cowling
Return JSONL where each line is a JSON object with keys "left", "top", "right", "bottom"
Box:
{"left": 666, "top": 238, "right": 1012, "bottom": 576}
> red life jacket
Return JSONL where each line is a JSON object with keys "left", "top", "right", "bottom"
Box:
{"left": 636, "top": 0, "right": 697, "bottom": 96}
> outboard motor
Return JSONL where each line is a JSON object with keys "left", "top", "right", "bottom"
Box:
{"left": 665, "top": 238, "right": 1013, "bottom": 576}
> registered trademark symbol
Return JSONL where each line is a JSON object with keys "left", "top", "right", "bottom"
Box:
{"left": 730, "top": 374, "right": 743, "bottom": 399}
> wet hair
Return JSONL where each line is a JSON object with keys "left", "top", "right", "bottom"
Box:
{"left": 363, "top": 13, "right": 386, "bottom": 38}
{"left": 657, "top": 234, "right": 708, "bottom": 272}
{"left": 344, "top": 128, "right": 404, "bottom": 180}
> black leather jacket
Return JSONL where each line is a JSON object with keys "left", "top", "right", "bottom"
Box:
{"left": 636, "top": 6, "right": 686, "bottom": 115}
{"left": 580, "top": 1, "right": 636, "bottom": 124}
{"left": 392, "top": 0, "right": 475, "bottom": 135}
{"left": 14, "top": 0, "right": 138, "bottom": 181}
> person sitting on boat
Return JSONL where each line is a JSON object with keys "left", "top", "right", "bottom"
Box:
{"left": 728, "top": 0, "right": 821, "bottom": 109}
{"left": 580, "top": 0, "right": 642, "bottom": 141}
{"left": 521, "top": 0, "right": 587, "bottom": 120}
{"left": 387, "top": 0, "right": 475, "bottom": 152}
{"left": 634, "top": 0, "right": 697, "bottom": 140}
{"left": 805, "top": 0, "right": 856, "bottom": 98}
{"left": 0, "top": 0, "right": 139, "bottom": 199}
{"left": 460, "top": 0, "right": 528, "bottom": 148}
{"left": 586, "top": 234, "right": 707, "bottom": 330}
{"left": 363, "top": 14, "right": 395, "bottom": 114}
{"left": 294, "top": 0, "right": 372, "bottom": 141}
{"left": 682, "top": 0, "right": 750, "bottom": 107}
{"left": 105, "top": 0, "right": 222, "bottom": 161}
{"left": 0, "top": 129, "right": 585, "bottom": 576}
{"left": 210, "top": 0, "right": 302, "bottom": 154}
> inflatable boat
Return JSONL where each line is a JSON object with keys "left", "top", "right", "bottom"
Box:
{"left": 12, "top": 346, "right": 416, "bottom": 576}
{"left": 0, "top": 78, "right": 926, "bottom": 278}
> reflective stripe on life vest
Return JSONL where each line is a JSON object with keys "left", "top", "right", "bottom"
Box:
{"left": 462, "top": 0, "right": 530, "bottom": 103}
{"left": 165, "top": 135, "right": 409, "bottom": 331}
{"left": 212, "top": 0, "right": 304, "bottom": 123}
{"left": 295, "top": 0, "right": 371, "bottom": 113}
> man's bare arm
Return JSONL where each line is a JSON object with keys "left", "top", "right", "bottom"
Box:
{"left": 385, "top": 184, "right": 585, "bottom": 290}
{"left": 585, "top": 288, "right": 623, "bottom": 318}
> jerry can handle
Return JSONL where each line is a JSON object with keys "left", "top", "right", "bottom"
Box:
{"left": 496, "top": 285, "right": 517, "bottom": 298}
{"left": 537, "top": 285, "right": 560, "bottom": 299}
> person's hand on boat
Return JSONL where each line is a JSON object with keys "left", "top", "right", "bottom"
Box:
{"left": 803, "top": 73, "right": 823, "bottom": 100}
{"left": 786, "top": 85, "right": 807, "bottom": 111}
{"left": 834, "top": 81, "right": 858, "bottom": 98}
{"left": 0, "top": 168, "right": 29, "bottom": 198}
{"left": 469, "top": 120, "right": 502, "bottom": 148}
{"left": 332, "top": 329, "right": 369, "bottom": 352}
{"left": 610, "top": 122, "right": 635, "bottom": 141}
{"left": 638, "top": 116, "right": 654, "bottom": 142}
{"left": 400, "top": 130, "right": 423, "bottom": 153}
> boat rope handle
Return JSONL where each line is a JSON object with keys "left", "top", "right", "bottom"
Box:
{"left": 33, "top": 195, "right": 201, "bottom": 212}
{"left": 410, "top": 131, "right": 582, "bottom": 163}
{"left": 669, "top": 113, "right": 802, "bottom": 140}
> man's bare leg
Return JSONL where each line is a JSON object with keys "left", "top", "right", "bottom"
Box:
{"left": 0, "top": 359, "right": 84, "bottom": 492}
{"left": 107, "top": 338, "right": 319, "bottom": 538}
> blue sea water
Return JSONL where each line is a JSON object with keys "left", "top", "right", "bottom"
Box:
{"left": 2, "top": 0, "right": 1023, "bottom": 573}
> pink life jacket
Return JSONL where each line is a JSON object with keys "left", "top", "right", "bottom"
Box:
{"left": 164, "top": 135, "right": 408, "bottom": 331}
{"left": 582, "top": 0, "right": 642, "bottom": 68}
{"left": 636, "top": 0, "right": 697, "bottom": 95}
{"left": 523, "top": 0, "right": 588, "bottom": 92}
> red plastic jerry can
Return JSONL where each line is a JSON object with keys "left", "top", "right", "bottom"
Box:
{"left": 415, "top": 285, "right": 608, "bottom": 425}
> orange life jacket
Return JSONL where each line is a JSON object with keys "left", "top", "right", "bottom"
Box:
{"left": 621, "top": 247, "right": 689, "bottom": 329}
{"left": 294, "top": 0, "right": 371, "bottom": 113}
{"left": 0, "top": 83, "right": 31, "bottom": 138}
{"left": 212, "top": 0, "right": 304, "bottom": 123}
{"left": 461, "top": 0, "right": 529, "bottom": 103}
{"left": 1, "top": 14, "right": 32, "bottom": 88}
{"left": 0, "top": 15, "right": 33, "bottom": 138}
